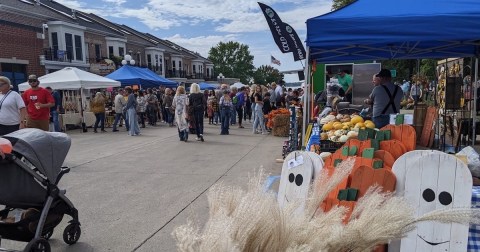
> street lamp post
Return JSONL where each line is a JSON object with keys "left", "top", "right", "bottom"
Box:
{"left": 217, "top": 73, "right": 225, "bottom": 84}
{"left": 121, "top": 54, "right": 136, "bottom": 66}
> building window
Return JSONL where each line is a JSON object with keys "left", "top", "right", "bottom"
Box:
{"left": 51, "top": 32, "right": 58, "bottom": 51}
{"left": 178, "top": 61, "right": 182, "bottom": 70}
{"left": 159, "top": 56, "right": 163, "bottom": 75}
{"left": 193, "top": 65, "right": 196, "bottom": 73}
{"left": 207, "top": 68, "right": 210, "bottom": 77}
{"left": 147, "top": 54, "right": 152, "bottom": 69}
{"left": 74, "top": 35, "right": 83, "bottom": 61}
{"left": 119, "top": 47, "right": 124, "bottom": 57}
{"left": 155, "top": 55, "right": 159, "bottom": 71}
{"left": 65, "top": 33, "right": 73, "bottom": 61}
{"left": 172, "top": 61, "right": 176, "bottom": 70}
{"left": 95, "top": 44, "right": 101, "bottom": 60}
{"left": 109, "top": 46, "right": 114, "bottom": 57}
{"left": 1, "top": 63, "right": 26, "bottom": 92}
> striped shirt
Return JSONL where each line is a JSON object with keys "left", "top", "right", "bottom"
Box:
{"left": 219, "top": 96, "right": 233, "bottom": 107}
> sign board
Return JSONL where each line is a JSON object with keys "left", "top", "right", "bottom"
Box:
{"left": 389, "top": 114, "right": 413, "bottom": 125}
{"left": 390, "top": 69, "right": 397, "bottom": 78}
{"left": 352, "top": 63, "right": 382, "bottom": 105}
{"left": 90, "top": 63, "right": 116, "bottom": 76}
{"left": 57, "top": 50, "right": 65, "bottom": 61}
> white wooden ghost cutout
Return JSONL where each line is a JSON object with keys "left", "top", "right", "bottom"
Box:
{"left": 278, "top": 151, "right": 324, "bottom": 212}
{"left": 390, "top": 150, "right": 472, "bottom": 252}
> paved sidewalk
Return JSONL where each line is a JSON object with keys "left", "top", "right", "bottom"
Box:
{"left": 2, "top": 121, "right": 285, "bottom": 252}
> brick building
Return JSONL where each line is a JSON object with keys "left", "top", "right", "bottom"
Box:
{"left": 0, "top": 0, "right": 214, "bottom": 90}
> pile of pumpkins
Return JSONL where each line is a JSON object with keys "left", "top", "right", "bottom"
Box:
{"left": 320, "top": 113, "right": 376, "bottom": 142}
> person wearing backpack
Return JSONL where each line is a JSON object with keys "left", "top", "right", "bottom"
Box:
{"left": 364, "top": 69, "right": 402, "bottom": 129}
{"left": 235, "top": 87, "right": 246, "bottom": 128}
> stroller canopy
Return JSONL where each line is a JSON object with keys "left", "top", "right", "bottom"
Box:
{"left": 4, "top": 129, "right": 71, "bottom": 183}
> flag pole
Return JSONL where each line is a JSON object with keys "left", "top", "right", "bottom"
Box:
{"left": 301, "top": 47, "right": 310, "bottom": 148}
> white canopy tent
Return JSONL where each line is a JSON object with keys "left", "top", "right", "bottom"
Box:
{"left": 18, "top": 67, "right": 120, "bottom": 91}
{"left": 231, "top": 82, "right": 246, "bottom": 89}
{"left": 18, "top": 67, "right": 121, "bottom": 131}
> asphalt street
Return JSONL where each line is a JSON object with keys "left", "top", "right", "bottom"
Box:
{"left": 2, "top": 120, "right": 284, "bottom": 252}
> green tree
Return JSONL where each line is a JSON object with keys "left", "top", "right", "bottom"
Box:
{"left": 208, "top": 41, "right": 255, "bottom": 84}
{"left": 420, "top": 59, "right": 436, "bottom": 81}
{"left": 253, "top": 65, "right": 284, "bottom": 85}
{"left": 332, "top": 0, "right": 355, "bottom": 10}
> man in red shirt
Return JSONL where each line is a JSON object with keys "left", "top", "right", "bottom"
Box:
{"left": 22, "top": 75, "right": 54, "bottom": 131}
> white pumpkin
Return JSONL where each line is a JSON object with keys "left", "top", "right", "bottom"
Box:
{"left": 334, "top": 129, "right": 346, "bottom": 137}
{"left": 325, "top": 115, "right": 336, "bottom": 121}
{"left": 347, "top": 131, "right": 358, "bottom": 138}
{"left": 338, "top": 135, "right": 349, "bottom": 142}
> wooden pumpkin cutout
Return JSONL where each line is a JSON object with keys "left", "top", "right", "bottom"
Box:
{"left": 342, "top": 138, "right": 362, "bottom": 155}
{"left": 381, "top": 124, "right": 417, "bottom": 152}
{"left": 390, "top": 150, "right": 472, "bottom": 252}
{"left": 379, "top": 139, "right": 407, "bottom": 160}
{"left": 349, "top": 165, "right": 396, "bottom": 198}
{"left": 374, "top": 150, "right": 395, "bottom": 170}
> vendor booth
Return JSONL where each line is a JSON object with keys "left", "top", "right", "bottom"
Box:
{"left": 305, "top": 0, "right": 480, "bottom": 147}
{"left": 105, "top": 65, "right": 177, "bottom": 89}
{"left": 301, "top": 0, "right": 480, "bottom": 250}
{"left": 18, "top": 67, "right": 121, "bottom": 131}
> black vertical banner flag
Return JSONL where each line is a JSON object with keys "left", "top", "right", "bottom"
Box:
{"left": 258, "top": 2, "right": 306, "bottom": 62}
{"left": 283, "top": 22, "right": 306, "bottom": 61}
{"left": 258, "top": 2, "right": 292, "bottom": 55}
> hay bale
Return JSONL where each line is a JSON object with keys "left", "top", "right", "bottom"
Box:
{"left": 273, "top": 114, "right": 290, "bottom": 127}
{"left": 273, "top": 124, "right": 289, "bottom": 137}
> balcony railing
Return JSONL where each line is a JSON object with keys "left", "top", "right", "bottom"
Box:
{"left": 166, "top": 69, "right": 187, "bottom": 78}
{"left": 145, "top": 65, "right": 163, "bottom": 75}
{"left": 43, "top": 48, "right": 72, "bottom": 62}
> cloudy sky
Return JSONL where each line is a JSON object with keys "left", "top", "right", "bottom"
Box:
{"left": 56, "top": 0, "right": 333, "bottom": 82}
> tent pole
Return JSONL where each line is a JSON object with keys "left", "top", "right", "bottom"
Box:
{"left": 473, "top": 58, "right": 478, "bottom": 146}
{"left": 301, "top": 47, "right": 311, "bottom": 148}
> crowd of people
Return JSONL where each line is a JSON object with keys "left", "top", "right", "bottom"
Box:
{"left": 0, "top": 73, "right": 307, "bottom": 143}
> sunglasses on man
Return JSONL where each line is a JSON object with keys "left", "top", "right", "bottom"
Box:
{"left": 28, "top": 79, "right": 37, "bottom": 83}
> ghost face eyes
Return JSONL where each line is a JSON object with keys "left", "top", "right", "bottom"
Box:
{"left": 422, "top": 189, "right": 453, "bottom": 206}
{"left": 288, "top": 173, "right": 304, "bottom": 186}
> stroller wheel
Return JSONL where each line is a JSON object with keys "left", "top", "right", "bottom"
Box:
{"left": 63, "top": 223, "right": 81, "bottom": 245}
{"left": 43, "top": 228, "right": 54, "bottom": 240}
{"left": 25, "top": 238, "right": 51, "bottom": 252}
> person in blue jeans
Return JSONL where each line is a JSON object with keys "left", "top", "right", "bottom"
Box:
{"left": 219, "top": 90, "right": 232, "bottom": 135}
{"left": 112, "top": 89, "right": 128, "bottom": 132}
{"left": 46, "top": 87, "right": 61, "bottom": 132}
{"left": 230, "top": 87, "right": 237, "bottom": 125}
{"left": 252, "top": 85, "right": 268, "bottom": 134}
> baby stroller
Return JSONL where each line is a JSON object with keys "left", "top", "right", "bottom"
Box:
{"left": 0, "top": 129, "right": 80, "bottom": 252}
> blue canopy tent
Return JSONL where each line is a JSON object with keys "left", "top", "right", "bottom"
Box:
{"left": 198, "top": 82, "right": 218, "bottom": 90}
{"left": 306, "top": 0, "right": 480, "bottom": 63}
{"left": 305, "top": 0, "right": 480, "bottom": 145}
{"left": 105, "top": 65, "right": 177, "bottom": 88}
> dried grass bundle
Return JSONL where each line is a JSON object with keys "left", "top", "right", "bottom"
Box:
{"left": 173, "top": 160, "right": 480, "bottom": 252}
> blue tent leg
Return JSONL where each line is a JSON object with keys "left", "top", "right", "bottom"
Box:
{"left": 263, "top": 175, "right": 281, "bottom": 192}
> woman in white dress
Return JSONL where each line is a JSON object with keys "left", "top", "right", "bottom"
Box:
{"left": 172, "top": 86, "right": 189, "bottom": 142}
